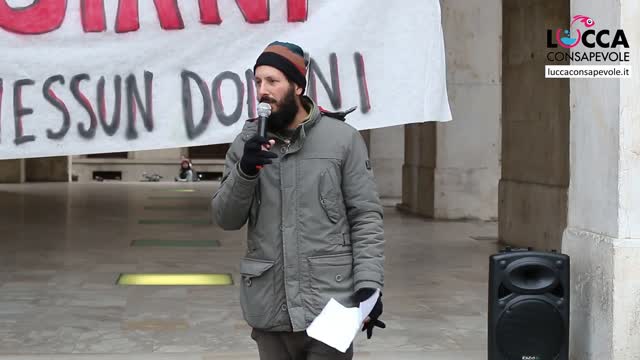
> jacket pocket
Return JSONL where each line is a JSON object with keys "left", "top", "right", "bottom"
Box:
{"left": 319, "top": 169, "right": 342, "bottom": 224}
{"left": 248, "top": 180, "right": 261, "bottom": 228}
{"left": 342, "top": 233, "right": 351, "bottom": 246}
{"left": 239, "top": 257, "right": 275, "bottom": 325}
{"left": 308, "top": 253, "right": 354, "bottom": 314}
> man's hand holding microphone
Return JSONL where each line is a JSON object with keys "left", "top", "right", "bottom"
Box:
{"left": 239, "top": 103, "right": 277, "bottom": 177}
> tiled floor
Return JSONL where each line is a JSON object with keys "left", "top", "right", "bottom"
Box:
{"left": 0, "top": 182, "right": 499, "bottom": 359}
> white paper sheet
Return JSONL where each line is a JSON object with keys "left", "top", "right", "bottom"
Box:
{"left": 306, "top": 289, "right": 380, "bottom": 353}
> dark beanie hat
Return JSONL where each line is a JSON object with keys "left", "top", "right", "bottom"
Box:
{"left": 254, "top": 41, "right": 307, "bottom": 91}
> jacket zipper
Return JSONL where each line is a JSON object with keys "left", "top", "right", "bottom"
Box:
{"left": 280, "top": 138, "right": 291, "bottom": 320}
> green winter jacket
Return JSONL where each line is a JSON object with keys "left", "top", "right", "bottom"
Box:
{"left": 211, "top": 98, "right": 384, "bottom": 331}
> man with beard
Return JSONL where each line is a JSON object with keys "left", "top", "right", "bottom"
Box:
{"left": 211, "top": 41, "right": 385, "bottom": 360}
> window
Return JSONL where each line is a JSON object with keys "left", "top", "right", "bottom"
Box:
{"left": 86, "top": 152, "right": 128, "bottom": 159}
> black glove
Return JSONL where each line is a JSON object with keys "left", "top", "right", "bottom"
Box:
{"left": 354, "top": 288, "right": 386, "bottom": 339}
{"left": 239, "top": 135, "right": 277, "bottom": 176}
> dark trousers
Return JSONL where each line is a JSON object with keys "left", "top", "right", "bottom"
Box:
{"left": 251, "top": 328, "right": 354, "bottom": 360}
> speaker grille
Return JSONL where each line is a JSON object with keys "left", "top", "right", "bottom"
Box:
{"left": 496, "top": 299, "right": 564, "bottom": 359}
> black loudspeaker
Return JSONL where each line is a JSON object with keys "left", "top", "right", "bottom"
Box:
{"left": 488, "top": 247, "right": 570, "bottom": 360}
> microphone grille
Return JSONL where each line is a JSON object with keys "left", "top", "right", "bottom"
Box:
{"left": 257, "top": 102, "right": 272, "bottom": 117}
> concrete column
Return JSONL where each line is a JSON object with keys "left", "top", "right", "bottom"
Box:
{"left": 435, "top": 0, "right": 501, "bottom": 220}
{"left": 130, "top": 149, "right": 182, "bottom": 160}
{"left": 369, "top": 125, "right": 404, "bottom": 203}
{"left": 25, "top": 156, "right": 70, "bottom": 182}
{"left": 500, "top": 0, "right": 570, "bottom": 250}
{"left": 398, "top": 123, "right": 436, "bottom": 217}
{"left": 562, "top": 1, "right": 640, "bottom": 359}
{"left": 0, "top": 159, "right": 25, "bottom": 183}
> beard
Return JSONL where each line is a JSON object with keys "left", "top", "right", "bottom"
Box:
{"left": 260, "top": 85, "right": 299, "bottom": 133}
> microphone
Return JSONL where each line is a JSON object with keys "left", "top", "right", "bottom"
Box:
{"left": 257, "top": 102, "right": 271, "bottom": 138}
{"left": 255, "top": 102, "right": 272, "bottom": 170}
